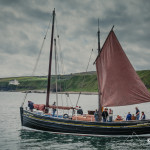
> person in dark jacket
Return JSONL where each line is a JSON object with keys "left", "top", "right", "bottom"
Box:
{"left": 28, "top": 101, "right": 34, "bottom": 112}
{"left": 126, "top": 112, "right": 132, "bottom": 121}
{"left": 102, "top": 108, "right": 108, "bottom": 122}
{"left": 141, "top": 111, "right": 145, "bottom": 120}
{"left": 77, "top": 106, "right": 83, "bottom": 115}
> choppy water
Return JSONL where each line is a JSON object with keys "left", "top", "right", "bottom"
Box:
{"left": 0, "top": 92, "right": 150, "bottom": 150}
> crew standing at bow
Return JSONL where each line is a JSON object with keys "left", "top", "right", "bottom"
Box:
{"left": 28, "top": 101, "right": 34, "bottom": 112}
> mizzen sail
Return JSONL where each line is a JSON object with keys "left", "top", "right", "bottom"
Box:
{"left": 96, "top": 30, "right": 150, "bottom": 107}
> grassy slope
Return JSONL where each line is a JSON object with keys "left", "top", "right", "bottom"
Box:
{"left": 0, "top": 70, "right": 150, "bottom": 92}
{"left": 63, "top": 74, "right": 98, "bottom": 92}
{"left": 0, "top": 76, "right": 48, "bottom": 91}
{"left": 136, "top": 70, "right": 150, "bottom": 89}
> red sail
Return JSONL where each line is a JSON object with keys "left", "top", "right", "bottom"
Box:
{"left": 96, "top": 30, "right": 150, "bottom": 107}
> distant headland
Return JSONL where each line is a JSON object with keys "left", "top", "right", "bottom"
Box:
{"left": 0, "top": 70, "right": 150, "bottom": 93}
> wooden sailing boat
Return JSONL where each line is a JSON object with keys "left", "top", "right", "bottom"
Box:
{"left": 20, "top": 9, "right": 150, "bottom": 136}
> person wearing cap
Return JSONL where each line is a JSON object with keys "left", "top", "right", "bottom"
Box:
{"left": 77, "top": 106, "right": 83, "bottom": 115}
{"left": 28, "top": 101, "right": 34, "bottom": 112}
{"left": 102, "top": 108, "right": 108, "bottom": 122}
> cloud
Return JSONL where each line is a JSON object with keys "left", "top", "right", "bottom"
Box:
{"left": 0, "top": 0, "right": 150, "bottom": 78}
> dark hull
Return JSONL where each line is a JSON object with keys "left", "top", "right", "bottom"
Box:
{"left": 20, "top": 107, "right": 150, "bottom": 136}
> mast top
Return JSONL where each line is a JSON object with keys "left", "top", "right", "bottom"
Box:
{"left": 97, "top": 19, "right": 100, "bottom": 54}
{"left": 111, "top": 25, "right": 114, "bottom": 31}
{"left": 98, "top": 19, "right": 100, "bottom": 31}
{"left": 53, "top": 8, "right": 55, "bottom": 15}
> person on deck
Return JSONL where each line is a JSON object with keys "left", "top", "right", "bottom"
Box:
{"left": 52, "top": 102, "right": 56, "bottom": 117}
{"left": 28, "top": 101, "right": 34, "bottom": 112}
{"left": 135, "top": 107, "right": 140, "bottom": 120}
{"left": 116, "top": 115, "right": 123, "bottom": 121}
{"left": 126, "top": 112, "right": 132, "bottom": 121}
{"left": 131, "top": 114, "right": 136, "bottom": 120}
{"left": 94, "top": 109, "right": 99, "bottom": 121}
{"left": 102, "top": 108, "right": 108, "bottom": 122}
{"left": 77, "top": 106, "right": 83, "bottom": 115}
{"left": 108, "top": 109, "right": 113, "bottom": 122}
{"left": 141, "top": 111, "right": 145, "bottom": 120}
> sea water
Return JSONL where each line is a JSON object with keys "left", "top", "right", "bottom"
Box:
{"left": 0, "top": 92, "right": 150, "bottom": 150}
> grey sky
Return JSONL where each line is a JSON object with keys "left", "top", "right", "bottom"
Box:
{"left": 0, "top": 0, "right": 150, "bottom": 78}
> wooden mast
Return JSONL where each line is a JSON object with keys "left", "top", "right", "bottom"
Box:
{"left": 97, "top": 19, "right": 100, "bottom": 54}
{"left": 54, "top": 38, "right": 58, "bottom": 117}
{"left": 97, "top": 19, "right": 102, "bottom": 121}
{"left": 45, "top": 9, "right": 55, "bottom": 113}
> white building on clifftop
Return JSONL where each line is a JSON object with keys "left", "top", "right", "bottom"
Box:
{"left": 9, "top": 79, "right": 20, "bottom": 85}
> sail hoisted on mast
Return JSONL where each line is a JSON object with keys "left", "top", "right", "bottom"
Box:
{"left": 96, "top": 30, "right": 150, "bottom": 107}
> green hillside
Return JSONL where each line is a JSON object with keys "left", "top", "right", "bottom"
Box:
{"left": 136, "top": 70, "right": 150, "bottom": 89}
{"left": 0, "top": 70, "right": 150, "bottom": 92}
{"left": 62, "top": 73, "right": 98, "bottom": 92}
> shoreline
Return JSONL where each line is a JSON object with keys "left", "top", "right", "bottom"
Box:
{"left": 58, "top": 91, "right": 98, "bottom": 95}
{"left": 0, "top": 90, "right": 98, "bottom": 95}
{"left": 25, "top": 90, "right": 98, "bottom": 95}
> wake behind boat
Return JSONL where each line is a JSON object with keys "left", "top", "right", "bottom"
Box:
{"left": 20, "top": 9, "right": 150, "bottom": 136}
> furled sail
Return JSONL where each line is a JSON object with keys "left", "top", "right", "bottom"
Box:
{"left": 96, "top": 30, "right": 150, "bottom": 107}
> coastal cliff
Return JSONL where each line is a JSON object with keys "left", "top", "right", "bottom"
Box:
{"left": 0, "top": 70, "right": 150, "bottom": 92}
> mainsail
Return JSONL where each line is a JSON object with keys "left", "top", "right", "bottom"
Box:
{"left": 96, "top": 30, "right": 150, "bottom": 107}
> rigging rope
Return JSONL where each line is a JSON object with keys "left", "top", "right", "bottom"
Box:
{"left": 56, "top": 17, "right": 95, "bottom": 107}
{"left": 86, "top": 49, "right": 94, "bottom": 72}
{"left": 55, "top": 17, "right": 68, "bottom": 107}
{"left": 31, "top": 15, "right": 52, "bottom": 76}
{"left": 75, "top": 49, "right": 94, "bottom": 107}
{"left": 67, "top": 93, "right": 73, "bottom": 107}
{"left": 75, "top": 32, "right": 97, "bottom": 107}
{"left": 55, "top": 18, "right": 75, "bottom": 109}
{"left": 21, "top": 14, "right": 52, "bottom": 107}
{"left": 56, "top": 17, "right": 67, "bottom": 75}
{"left": 75, "top": 92, "right": 81, "bottom": 107}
